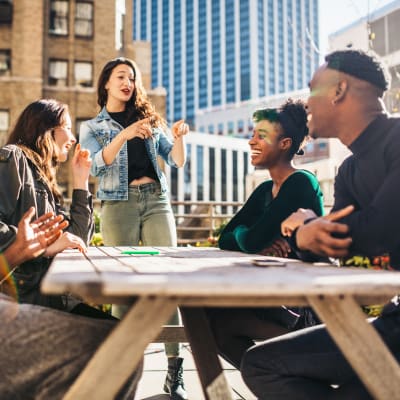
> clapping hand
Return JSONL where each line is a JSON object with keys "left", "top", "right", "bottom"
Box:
{"left": 5, "top": 207, "right": 68, "bottom": 267}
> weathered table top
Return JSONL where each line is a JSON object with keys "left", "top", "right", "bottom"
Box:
{"left": 42, "top": 246, "right": 400, "bottom": 303}
{"left": 41, "top": 247, "right": 400, "bottom": 400}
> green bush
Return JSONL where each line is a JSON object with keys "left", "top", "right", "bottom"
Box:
{"left": 195, "top": 220, "right": 228, "bottom": 247}
{"left": 90, "top": 210, "right": 104, "bottom": 246}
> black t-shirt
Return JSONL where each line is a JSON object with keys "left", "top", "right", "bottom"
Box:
{"left": 332, "top": 114, "right": 400, "bottom": 269}
{"left": 293, "top": 114, "right": 400, "bottom": 269}
{"left": 108, "top": 109, "right": 157, "bottom": 183}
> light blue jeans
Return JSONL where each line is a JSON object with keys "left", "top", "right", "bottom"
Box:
{"left": 101, "top": 182, "right": 180, "bottom": 357}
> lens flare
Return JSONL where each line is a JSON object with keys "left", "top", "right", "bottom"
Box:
{"left": 0, "top": 254, "right": 18, "bottom": 301}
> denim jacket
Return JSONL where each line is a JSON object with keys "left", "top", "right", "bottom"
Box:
{"left": 79, "top": 107, "right": 177, "bottom": 200}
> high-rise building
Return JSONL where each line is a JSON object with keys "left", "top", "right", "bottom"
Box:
{"left": 132, "top": 0, "right": 320, "bottom": 129}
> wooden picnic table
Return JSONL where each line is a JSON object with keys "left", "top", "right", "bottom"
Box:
{"left": 42, "top": 246, "right": 400, "bottom": 400}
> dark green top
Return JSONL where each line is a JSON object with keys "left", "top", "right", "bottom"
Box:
{"left": 218, "top": 170, "right": 324, "bottom": 254}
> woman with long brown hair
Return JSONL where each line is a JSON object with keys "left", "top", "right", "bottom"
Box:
{"left": 0, "top": 99, "right": 92, "bottom": 310}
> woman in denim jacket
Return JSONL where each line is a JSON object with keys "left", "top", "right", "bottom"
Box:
{"left": 79, "top": 57, "right": 189, "bottom": 400}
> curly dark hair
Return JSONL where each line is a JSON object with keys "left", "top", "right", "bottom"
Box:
{"left": 253, "top": 98, "right": 309, "bottom": 158}
{"left": 97, "top": 57, "right": 166, "bottom": 129}
{"left": 325, "top": 49, "right": 390, "bottom": 93}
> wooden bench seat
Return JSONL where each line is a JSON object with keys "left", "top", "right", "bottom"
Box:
{"left": 155, "top": 325, "right": 187, "bottom": 342}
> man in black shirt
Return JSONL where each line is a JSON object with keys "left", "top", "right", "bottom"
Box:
{"left": 240, "top": 50, "right": 400, "bottom": 399}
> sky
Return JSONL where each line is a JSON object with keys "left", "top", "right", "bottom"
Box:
{"left": 319, "top": 0, "right": 396, "bottom": 55}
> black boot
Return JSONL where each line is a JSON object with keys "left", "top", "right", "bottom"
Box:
{"left": 163, "top": 357, "right": 188, "bottom": 400}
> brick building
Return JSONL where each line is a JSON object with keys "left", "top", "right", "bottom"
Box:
{"left": 0, "top": 0, "right": 165, "bottom": 197}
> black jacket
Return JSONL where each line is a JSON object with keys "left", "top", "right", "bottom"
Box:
{"left": 0, "top": 145, "right": 94, "bottom": 309}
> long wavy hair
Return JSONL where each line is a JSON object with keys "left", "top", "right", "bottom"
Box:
{"left": 97, "top": 57, "right": 166, "bottom": 129}
{"left": 6, "top": 99, "right": 67, "bottom": 202}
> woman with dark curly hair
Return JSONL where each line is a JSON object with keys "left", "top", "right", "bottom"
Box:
{"left": 80, "top": 57, "right": 189, "bottom": 400}
{"left": 208, "top": 99, "right": 324, "bottom": 369}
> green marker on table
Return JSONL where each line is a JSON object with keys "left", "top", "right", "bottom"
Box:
{"left": 121, "top": 250, "right": 160, "bottom": 255}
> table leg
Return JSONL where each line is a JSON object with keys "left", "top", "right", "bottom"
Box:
{"left": 308, "top": 294, "right": 400, "bottom": 400}
{"left": 64, "top": 296, "right": 178, "bottom": 400}
{"left": 180, "top": 307, "right": 233, "bottom": 400}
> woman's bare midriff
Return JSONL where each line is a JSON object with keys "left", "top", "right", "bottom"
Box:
{"left": 129, "top": 176, "right": 156, "bottom": 186}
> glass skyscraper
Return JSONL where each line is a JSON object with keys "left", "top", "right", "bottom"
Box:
{"left": 133, "top": 0, "right": 319, "bottom": 128}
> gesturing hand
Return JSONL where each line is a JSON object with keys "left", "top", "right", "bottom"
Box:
{"left": 5, "top": 207, "right": 68, "bottom": 267}
{"left": 72, "top": 143, "right": 92, "bottom": 190}
{"left": 124, "top": 118, "right": 153, "bottom": 140}
{"left": 296, "top": 205, "right": 355, "bottom": 258}
{"left": 324, "top": 205, "right": 355, "bottom": 222}
{"left": 171, "top": 119, "right": 189, "bottom": 139}
{"left": 44, "top": 232, "right": 87, "bottom": 258}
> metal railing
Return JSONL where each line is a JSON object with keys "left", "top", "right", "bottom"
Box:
{"left": 171, "top": 201, "right": 243, "bottom": 245}
{"left": 64, "top": 199, "right": 243, "bottom": 246}
{"left": 64, "top": 198, "right": 332, "bottom": 246}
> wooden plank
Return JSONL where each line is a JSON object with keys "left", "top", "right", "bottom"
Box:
{"left": 177, "top": 227, "right": 213, "bottom": 231}
{"left": 95, "top": 265, "right": 400, "bottom": 300}
{"left": 308, "top": 294, "right": 400, "bottom": 400}
{"left": 181, "top": 307, "right": 233, "bottom": 400}
{"left": 154, "top": 325, "right": 187, "bottom": 343}
{"left": 178, "top": 238, "right": 208, "bottom": 244}
{"left": 84, "top": 246, "right": 139, "bottom": 273}
{"left": 174, "top": 213, "right": 234, "bottom": 218}
{"left": 47, "top": 251, "right": 95, "bottom": 273}
{"left": 41, "top": 251, "right": 101, "bottom": 294}
{"left": 63, "top": 296, "right": 178, "bottom": 400}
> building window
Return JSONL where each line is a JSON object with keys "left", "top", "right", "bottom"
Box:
{"left": 75, "top": 2, "right": 93, "bottom": 37}
{"left": 49, "top": 0, "right": 69, "bottom": 35}
{"left": 48, "top": 59, "right": 68, "bottom": 86}
{"left": 370, "top": 17, "right": 385, "bottom": 56}
{"left": 227, "top": 121, "right": 234, "bottom": 135}
{"left": 238, "top": 120, "right": 244, "bottom": 134}
{"left": 305, "top": 142, "right": 314, "bottom": 152}
{"left": 0, "top": 110, "right": 9, "bottom": 146}
{"left": 0, "top": 50, "right": 11, "bottom": 76}
{"left": 74, "top": 61, "right": 92, "bottom": 87}
{"left": 76, "top": 118, "right": 89, "bottom": 142}
{"left": 0, "top": 0, "right": 13, "bottom": 24}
